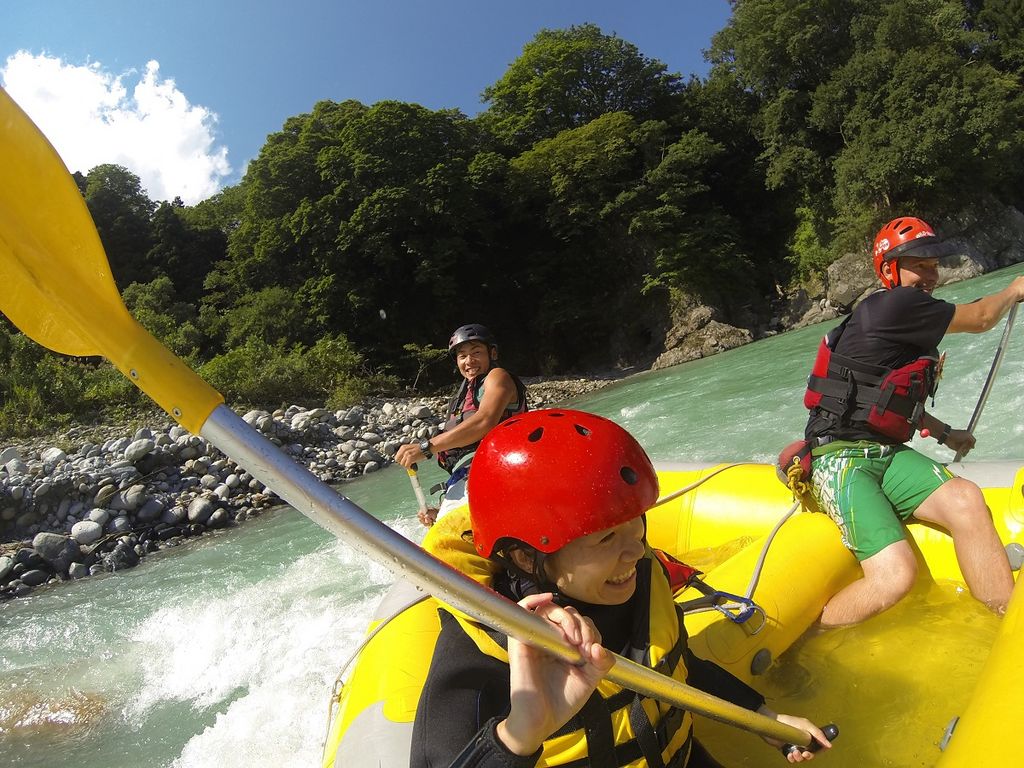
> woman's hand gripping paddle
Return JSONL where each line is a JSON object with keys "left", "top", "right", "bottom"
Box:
{"left": 0, "top": 87, "right": 833, "bottom": 750}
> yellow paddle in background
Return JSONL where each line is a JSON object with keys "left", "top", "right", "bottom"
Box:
{"left": 0, "top": 87, "right": 825, "bottom": 750}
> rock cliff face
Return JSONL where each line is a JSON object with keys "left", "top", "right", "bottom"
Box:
{"left": 651, "top": 202, "right": 1024, "bottom": 365}
{"left": 650, "top": 291, "right": 753, "bottom": 371}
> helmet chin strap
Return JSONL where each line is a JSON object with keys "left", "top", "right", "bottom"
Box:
{"left": 885, "top": 258, "right": 901, "bottom": 288}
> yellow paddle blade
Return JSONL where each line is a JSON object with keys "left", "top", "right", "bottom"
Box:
{"left": 0, "top": 89, "right": 117, "bottom": 357}
{"left": 0, "top": 87, "right": 223, "bottom": 434}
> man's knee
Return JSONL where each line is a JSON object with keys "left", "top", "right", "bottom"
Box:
{"left": 918, "top": 477, "right": 990, "bottom": 530}
{"left": 862, "top": 542, "right": 918, "bottom": 603}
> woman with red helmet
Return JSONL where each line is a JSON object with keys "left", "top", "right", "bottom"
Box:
{"left": 802, "top": 216, "right": 1024, "bottom": 627}
{"left": 410, "top": 409, "right": 831, "bottom": 767}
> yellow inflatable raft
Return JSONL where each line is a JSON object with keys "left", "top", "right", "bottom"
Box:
{"left": 323, "top": 461, "right": 1024, "bottom": 768}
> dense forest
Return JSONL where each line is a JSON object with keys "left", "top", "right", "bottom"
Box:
{"left": 3, "top": 0, "right": 1023, "bottom": 435}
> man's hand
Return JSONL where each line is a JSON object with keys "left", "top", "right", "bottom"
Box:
{"left": 944, "top": 429, "right": 975, "bottom": 457}
{"left": 395, "top": 442, "right": 427, "bottom": 468}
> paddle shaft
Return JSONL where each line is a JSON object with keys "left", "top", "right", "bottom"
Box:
{"left": 954, "top": 303, "right": 1018, "bottom": 462}
{"left": 201, "top": 405, "right": 812, "bottom": 746}
{"left": 406, "top": 465, "right": 429, "bottom": 510}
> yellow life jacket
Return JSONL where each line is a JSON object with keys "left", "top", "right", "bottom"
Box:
{"left": 425, "top": 511, "right": 694, "bottom": 768}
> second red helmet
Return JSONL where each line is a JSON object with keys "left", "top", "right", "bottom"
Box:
{"left": 872, "top": 216, "right": 950, "bottom": 289}
{"left": 467, "top": 409, "right": 659, "bottom": 557}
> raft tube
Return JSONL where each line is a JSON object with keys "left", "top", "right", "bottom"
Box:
{"left": 322, "top": 461, "right": 1024, "bottom": 767}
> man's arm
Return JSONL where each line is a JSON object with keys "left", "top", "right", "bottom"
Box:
{"left": 919, "top": 411, "right": 975, "bottom": 456}
{"left": 431, "top": 368, "right": 517, "bottom": 452}
{"left": 946, "top": 277, "right": 1024, "bottom": 334}
{"left": 395, "top": 368, "right": 518, "bottom": 467}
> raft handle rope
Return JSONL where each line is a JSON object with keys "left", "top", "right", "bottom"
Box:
{"left": 655, "top": 461, "right": 810, "bottom": 633}
{"left": 323, "top": 592, "right": 431, "bottom": 754}
{"left": 649, "top": 462, "right": 753, "bottom": 509}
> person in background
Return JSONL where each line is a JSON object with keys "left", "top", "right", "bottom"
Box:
{"left": 803, "top": 216, "right": 1024, "bottom": 626}
{"left": 411, "top": 409, "right": 832, "bottom": 767}
{"left": 396, "top": 324, "right": 527, "bottom": 525}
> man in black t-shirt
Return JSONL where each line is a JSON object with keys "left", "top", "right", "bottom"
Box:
{"left": 804, "top": 216, "right": 1024, "bottom": 627}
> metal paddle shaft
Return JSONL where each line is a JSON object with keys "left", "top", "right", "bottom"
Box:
{"left": 0, "top": 86, "right": 815, "bottom": 748}
{"left": 406, "top": 465, "right": 429, "bottom": 511}
{"left": 954, "top": 303, "right": 1019, "bottom": 462}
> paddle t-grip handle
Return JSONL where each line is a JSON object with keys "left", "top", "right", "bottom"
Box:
{"left": 781, "top": 723, "right": 839, "bottom": 757}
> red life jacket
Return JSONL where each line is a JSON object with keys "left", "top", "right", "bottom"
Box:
{"left": 804, "top": 317, "right": 940, "bottom": 443}
{"left": 436, "top": 370, "right": 528, "bottom": 473}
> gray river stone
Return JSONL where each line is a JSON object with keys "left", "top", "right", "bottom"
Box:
{"left": 20, "top": 569, "right": 50, "bottom": 587}
{"left": 0, "top": 555, "right": 13, "bottom": 581}
{"left": 94, "top": 485, "right": 118, "bottom": 507}
{"left": 135, "top": 498, "right": 165, "bottom": 523}
{"left": 161, "top": 506, "right": 187, "bottom": 525}
{"left": 68, "top": 562, "right": 89, "bottom": 579}
{"left": 70, "top": 520, "right": 103, "bottom": 545}
{"left": 124, "top": 438, "right": 155, "bottom": 463}
{"left": 31, "top": 532, "right": 81, "bottom": 574}
{"left": 87, "top": 508, "right": 110, "bottom": 525}
{"left": 40, "top": 447, "right": 67, "bottom": 465}
{"left": 187, "top": 497, "right": 215, "bottom": 524}
{"left": 107, "top": 516, "right": 133, "bottom": 535}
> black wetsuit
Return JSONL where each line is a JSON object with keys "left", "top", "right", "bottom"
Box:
{"left": 410, "top": 562, "right": 764, "bottom": 768}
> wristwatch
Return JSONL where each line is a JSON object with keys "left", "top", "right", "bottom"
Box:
{"left": 418, "top": 438, "right": 433, "bottom": 459}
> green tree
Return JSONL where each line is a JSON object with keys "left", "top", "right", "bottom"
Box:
{"left": 480, "top": 23, "right": 683, "bottom": 152}
{"left": 122, "top": 276, "right": 204, "bottom": 358}
{"left": 146, "top": 200, "right": 226, "bottom": 303}
{"left": 82, "top": 164, "right": 156, "bottom": 289}
{"left": 709, "top": 0, "right": 1024, "bottom": 269}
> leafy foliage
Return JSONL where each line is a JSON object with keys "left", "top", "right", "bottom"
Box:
{"left": 5, "top": 10, "right": 1024, "bottom": 436}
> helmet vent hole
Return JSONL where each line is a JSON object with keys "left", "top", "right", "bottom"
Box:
{"left": 621, "top": 466, "right": 639, "bottom": 485}
{"left": 574, "top": 424, "right": 591, "bottom": 437}
{"left": 527, "top": 427, "right": 544, "bottom": 442}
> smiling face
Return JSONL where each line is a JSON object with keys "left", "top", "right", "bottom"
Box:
{"left": 543, "top": 517, "right": 647, "bottom": 605}
{"left": 885, "top": 255, "right": 940, "bottom": 292}
{"left": 453, "top": 340, "right": 496, "bottom": 380}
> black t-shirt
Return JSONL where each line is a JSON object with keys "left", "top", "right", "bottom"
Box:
{"left": 805, "top": 286, "right": 955, "bottom": 443}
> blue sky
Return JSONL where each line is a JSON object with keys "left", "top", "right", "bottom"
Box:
{"left": 2, "top": 1, "right": 732, "bottom": 203}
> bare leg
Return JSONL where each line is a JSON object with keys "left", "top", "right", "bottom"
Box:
{"left": 912, "top": 478, "right": 1012, "bottom": 614}
{"left": 820, "top": 540, "right": 918, "bottom": 627}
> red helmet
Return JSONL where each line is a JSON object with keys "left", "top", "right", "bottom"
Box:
{"left": 872, "top": 217, "right": 949, "bottom": 289}
{"left": 468, "top": 409, "right": 658, "bottom": 557}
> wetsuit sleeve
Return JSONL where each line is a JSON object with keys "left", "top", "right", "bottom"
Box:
{"left": 684, "top": 648, "right": 765, "bottom": 711}
{"left": 446, "top": 717, "right": 542, "bottom": 768}
{"left": 411, "top": 610, "right": 520, "bottom": 768}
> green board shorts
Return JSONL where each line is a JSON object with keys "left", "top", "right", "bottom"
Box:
{"left": 809, "top": 441, "right": 955, "bottom": 561}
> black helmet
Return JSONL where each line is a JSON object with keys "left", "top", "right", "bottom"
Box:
{"left": 448, "top": 324, "right": 497, "bottom": 356}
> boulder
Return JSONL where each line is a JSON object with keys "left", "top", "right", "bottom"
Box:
{"left": 31, "top": 532, "right": 81, "bottom": 574}
{"left": 71, "top": 520, "right": 103, "bottom": 545}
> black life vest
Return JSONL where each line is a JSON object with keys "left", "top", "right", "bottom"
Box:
{"left": 804, "top": 317, "right": 940, "bottom": 443}
{"left": 436, "top": 369, "right": 528, "bottom": 473}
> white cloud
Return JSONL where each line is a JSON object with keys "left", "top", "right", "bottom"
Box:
{"left": 1, "top": 51, "right": 231, "bottom": 204}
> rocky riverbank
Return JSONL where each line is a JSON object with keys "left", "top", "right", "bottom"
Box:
{"left": 0, "top": 375, "right": 623, "bottom": 601}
